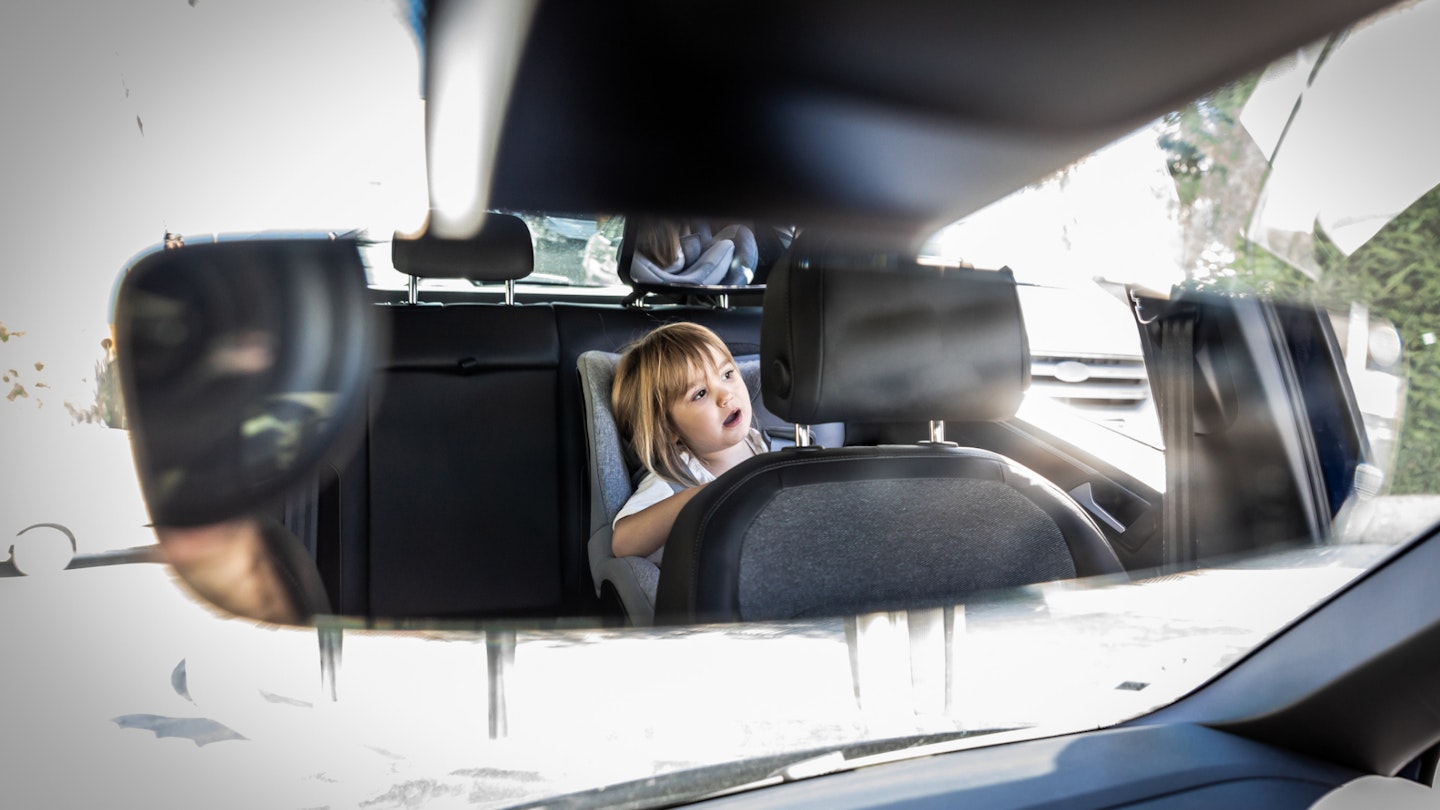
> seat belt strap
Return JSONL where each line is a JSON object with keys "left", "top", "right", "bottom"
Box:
{"left": 1159, "top": 309, "right": 1196, "bottom": 570}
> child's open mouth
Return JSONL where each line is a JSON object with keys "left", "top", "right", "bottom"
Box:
{"left": 723, "top": 409, "right": 742, "bottom": 428}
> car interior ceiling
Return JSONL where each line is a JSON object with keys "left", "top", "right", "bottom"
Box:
{"left": 482, "top": 0, "right": 1400, "bottom": 236}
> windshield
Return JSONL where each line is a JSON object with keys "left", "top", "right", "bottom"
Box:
{"left": 4, "top": 0, "right": 1440, "bottom": 807}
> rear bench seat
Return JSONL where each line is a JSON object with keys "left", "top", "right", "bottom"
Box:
{"left": 366, "top": 303, "right": 564, "bottom": 617}
{"left": 315, "top": 294, "right": 765, "bottom": 619}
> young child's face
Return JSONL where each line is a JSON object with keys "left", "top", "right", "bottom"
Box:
{"left": 668, "top": 346, "right": 751, "bottom": 456}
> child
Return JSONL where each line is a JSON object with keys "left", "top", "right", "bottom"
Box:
{"left": 611, "top": 322, "right": 768, "bottom": 562}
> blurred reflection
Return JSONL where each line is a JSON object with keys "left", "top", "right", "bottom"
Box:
{"left": 156, "top": 518, "right": 330, "bottom": 626}
{"left": 115, "top": 237, "right": 375, "bottom": 529}
{"left": 241, "top": 394, "right": 334, "bottom": 483}
{"left": 630, "top": 217, "right": 758, "bottom": 286}
{"left": 208, "top": 331, "right": 275, "bottom": 375}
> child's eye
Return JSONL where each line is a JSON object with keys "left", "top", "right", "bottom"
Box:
{"left": 722, "top": 369, "right": 734, "bottom": 380}
{"left": 692, "top": 388, "right": 707, "bottom": 401}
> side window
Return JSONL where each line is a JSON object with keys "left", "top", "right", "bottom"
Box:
{"left": 917, "top": 126, "right": 1175, "bottom": 446}
{"left": 1013, "top": 280, "right": 1160, "bottom": 445}
{"left": 510, "top": 213, "right": 625, "bottom": 287}
{"left": 919, "top": 265, "right": 1161, "bottom": 444}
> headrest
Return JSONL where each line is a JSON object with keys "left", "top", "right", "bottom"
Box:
{"left": 391, "top": 213, "right": 534, "bottom": 282}
{"left": 761, "top": 234, "right": 1029, "bottom": 424}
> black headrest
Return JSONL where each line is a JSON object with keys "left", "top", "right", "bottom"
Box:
{"left": 761, "top": 233, "right": 1029, "bottom": 425}
{"left": 391, "top": 213, "right": 534, "bottom": 282}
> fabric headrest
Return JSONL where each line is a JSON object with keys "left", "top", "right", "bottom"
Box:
{"left": 761, "top": 234, "right": 1029, "bottom": 425}
{"left": 391, "top": 213, "right": 534, "bottom": 282}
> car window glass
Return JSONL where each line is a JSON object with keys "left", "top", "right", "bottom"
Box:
{"left": 919, "top": 126, "right": 1173, "bottom": 445}
{"left": 13, "top": 1, "right": 1440, "bottom": 807}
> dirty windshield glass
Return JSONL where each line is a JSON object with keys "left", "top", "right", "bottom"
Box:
{"left": 4, "top": 0, "right": 1440, "bottom": 808}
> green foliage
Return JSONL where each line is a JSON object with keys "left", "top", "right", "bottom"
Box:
{"left": 1314, "top": 187, "right": 1440, "bottom": 493}
{"left": 1160, "top": 53, "right": 1440, "bottom": 495}
{"left": 1158, "top": 76, "right": 1258, "bottom": 208}
{"left": 1158, "top": 74, "right": 1273, "bottom": 279}
{"left": 1216, "top": 188, "right": 1440, "bottom": 494}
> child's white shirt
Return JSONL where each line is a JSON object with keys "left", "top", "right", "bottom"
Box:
{"left": 613, "top": 428, "right": 767, "bottom": 565}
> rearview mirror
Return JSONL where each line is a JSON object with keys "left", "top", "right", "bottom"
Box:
{"left": 114, "top": 236, "right": 379, "bottom": 527}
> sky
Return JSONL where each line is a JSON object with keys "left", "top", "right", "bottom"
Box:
{"left": 0, "top": 0, "right": 427, "bottom": 425}
{"left": 922, "top": 122, "right": 1187, "bottom": 295}
{"left": 1243, "top": 0, "right": 1440, "bottom": 266}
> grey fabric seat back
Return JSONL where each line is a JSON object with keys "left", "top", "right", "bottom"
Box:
{"left": 655, "top": 235, "right": 1124, "bottom": 623}
{"left": 658, "top": 445, "right": 1120, "bottom": 621}
{"left": 577, "top": 350, "right": 663, "bottom": 624}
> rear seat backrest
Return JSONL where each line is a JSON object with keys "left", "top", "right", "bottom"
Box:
{"left": 367, "top": 304, "right": 562, "bottom": 617}
{"left": 362, "top": 215, "right": 564, "bottom": 617}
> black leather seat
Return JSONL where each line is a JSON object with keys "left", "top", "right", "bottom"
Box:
{"left": 654, "top": 237, "right": 1125, "bottom": 623}
{"left": 360, "top": 214, "right": 566, "bottom": 618}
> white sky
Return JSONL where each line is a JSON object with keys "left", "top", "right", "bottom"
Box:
{"left": 1244, "top": 0, "right": 1440, "bottom": 259}
{"left": 0, "top": 0, "right": 427, "bottom": 423}
{"left": 923, "top": 123, "right": 1187, "bottom": 295}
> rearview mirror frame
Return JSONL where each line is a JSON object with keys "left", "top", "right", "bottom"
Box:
{"left": 114, "top": 236, "right": 380, "bottom": 527}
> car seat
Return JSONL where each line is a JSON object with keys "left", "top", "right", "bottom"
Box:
{"left": 356, "top": 213, "right": 571, "bottom": 618}
{"left": 627, "top": 219, "right": 759, "bottom": 287}
{"left": 654, "top": 235, "right": 1126, "bottom": 623}
{"left": 578, "top": 348, "right": 842, "bottom": 625}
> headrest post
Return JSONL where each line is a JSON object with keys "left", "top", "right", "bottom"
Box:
{"left": 407, "top": 275, "right": 420, "bottom": 305}
{"left": 794, "top": 424, "right": 812, "bottom": 447}
{"left": 714, "top": 293, "right": 730, "bottom": 310}
{"left": 929, "top": 420, "right": 945, "bottom": 443}
{"left": 504, "top": 278, "right": 516, "bottom": 306}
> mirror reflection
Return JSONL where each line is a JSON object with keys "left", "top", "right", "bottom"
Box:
{"left": 626, "top": 217, "right": 796, "bottom": 291}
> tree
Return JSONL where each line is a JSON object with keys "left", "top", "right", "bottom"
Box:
{"left": 1159, "top": 74, "right": 1440, "bottom": 495}
{"left": 1157, "top": 75, "right": 1272, "bottom": 280}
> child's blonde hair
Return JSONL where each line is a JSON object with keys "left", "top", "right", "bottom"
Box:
{"left": 612, "top": 322, "right": 738, "bottom": 487}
